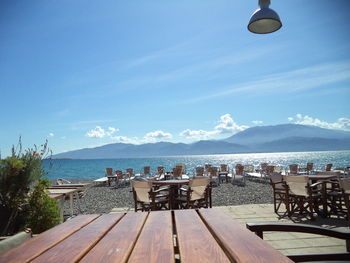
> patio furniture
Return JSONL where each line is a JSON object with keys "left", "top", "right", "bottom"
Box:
{"left": 284, "top": 176, "right": 322, "bottom": 220}
{"left": 299, "top": 162, "right": 314, "bottom": 174}
{"left": 195, "top": 166, "right": 204, "bottom": 176}
{"left": 219, "top": 164, "right": 232, "bottom": 183}
{"left": 232, "top": 164, "right": 246, "bottom": 186}
{"left": 208, "top": 166, "right": 220, "bottom": 186}
{"left": 269, "top": 172, "right": 289, "bottom": 216}
{"left": 149, "top": 179, "right": 190, "bottom": 209}
{"left": 131, "top": 180, "right": 169, "bottom": 212}
{"left": 288, "top": 164, "right": 298, "bottom": 175}
{"left": 247, "top": 222, "right": 350, "bottom": 262}
{"left": 0, "top": 210, "right": 292, "bottom": 263}
{"left": 325, "top": 163, "right": 333, "bottom": 171}
{"left": 176, "top": 177, "right": 211, "bottom": 209}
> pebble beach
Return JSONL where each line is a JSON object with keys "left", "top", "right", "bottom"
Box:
{"left": 60, "top": 179, "right": 273, "bottom": 216}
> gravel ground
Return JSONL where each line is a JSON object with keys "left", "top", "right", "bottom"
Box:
{"left": 60, "top": 179, "right": 273, "bottom": 216}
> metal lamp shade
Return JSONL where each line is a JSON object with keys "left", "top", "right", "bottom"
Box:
{"left": 248, "top": 6, "right": 282, "bottom": 34}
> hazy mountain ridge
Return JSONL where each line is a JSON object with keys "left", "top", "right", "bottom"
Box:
{"left": 53, "top": 124, "right": 350, "bottom": 159}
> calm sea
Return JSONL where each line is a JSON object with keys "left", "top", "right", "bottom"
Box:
{"left": 43, "top": 150, "right": 350, "bottom": 180}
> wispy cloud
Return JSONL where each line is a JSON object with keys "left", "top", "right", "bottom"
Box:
{"left": 184, "top": 61, "right": 350, "bottom": 103}
{"left": 86, "top": 126, "right": 119, "bottom": 138}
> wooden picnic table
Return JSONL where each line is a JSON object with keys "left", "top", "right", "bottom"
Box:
{"left": 46, "top": 188, "right": 81, "bottom": 217}
{"left": 0, "top": 209, "right": 292, "bottom": 263}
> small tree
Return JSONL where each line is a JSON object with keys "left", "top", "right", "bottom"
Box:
{"left": 0, "top": 139, "right": 55, "bottom": 235}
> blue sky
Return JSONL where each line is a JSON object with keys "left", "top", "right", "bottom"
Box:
{"left": 0, "top": 0, "right": 349, "bottom": 156}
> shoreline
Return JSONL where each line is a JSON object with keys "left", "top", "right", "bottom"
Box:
{"left": 59, "top": 180, "right": 273, "bottom": 215}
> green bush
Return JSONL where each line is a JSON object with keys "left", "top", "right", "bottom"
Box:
{"left": 26, "top": 179, "right": 61, "bottom": 234}
{"left": 0, "top": 139, "right": 59, "bottom": 235}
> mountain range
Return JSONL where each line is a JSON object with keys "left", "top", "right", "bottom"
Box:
{"left": 53, "top": 124, "right": 350, "bottom": 159}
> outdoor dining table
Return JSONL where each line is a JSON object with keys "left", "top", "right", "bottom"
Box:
{"left": 46, "top": 188, "right": 81, "bottom": 217}
{"left": 149, "top": 179, "right": 190, "bottom": 209}
{"left": 0, "top": 209, "right": 292, "bottom": 263}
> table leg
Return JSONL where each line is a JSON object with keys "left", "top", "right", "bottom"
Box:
{"left": 69, "top": 193, "right": 74, "bottom": 216}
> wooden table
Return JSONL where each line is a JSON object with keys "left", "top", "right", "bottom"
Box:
{"left": 308, "top": 175, "right": 338, "bottom": 181}
{"left": 46, "top": 188, "right": 81, "bottom": 217}
{"left": 149, "top": 179, "right": 190, "bottom": 209}
{"left": 0, "top": 209, "right": 292, "bottom": 263}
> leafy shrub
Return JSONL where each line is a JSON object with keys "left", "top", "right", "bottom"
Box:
{"left": 26, "top": 179, "right": 61, "bottom": 234}
{"left": 0, "top": 139, "right": 56, "bottom": 235}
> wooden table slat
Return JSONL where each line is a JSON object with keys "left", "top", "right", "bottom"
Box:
{"left": 0, "top": 214, "right": 100, "bottom": 263}
{"left": 199, "top": 209, "right": 293, "bottom": 263}
{"left": 80, "top": 212, "right": 147, "bottom": 263}
{"left": 174, "top": 210, "right": 230, "bottom": 263}
{"left": 31, "top": 214, "right": 124, "bottom": 263}
{"left": 127, "top": 211, "right": 174, "bottom": 263}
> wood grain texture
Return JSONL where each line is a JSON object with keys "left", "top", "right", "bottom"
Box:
{"left": 0, "top": 214, "right": 99, "bottom": 263}
{"left": 199, "top": 209, "right": 293, "bottom": 263}
{"left": 31, "top": 213, "right": 123, "bottom": 263}
{"left": 127, "top": 211, "right": 174, "bottom": 263}
{"left": 80, "top": 212, "right": 147, "bottom": 263}
{"left": 174, "top": 209, "right": 230, "bottom": 263}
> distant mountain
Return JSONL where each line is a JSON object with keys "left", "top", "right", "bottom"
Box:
{"left": 53, "top": 124, "right": 350, "bottom": 159}
{"left": 223, "top": 124, "right": 350, "bottom": 145}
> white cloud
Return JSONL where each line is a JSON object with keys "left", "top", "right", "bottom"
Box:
{"left": 180, "top": 114, "right": 248, "bottom": 140}
{"left": 215, "top": 114, "right": 249, "bottom": 134}
{"left": 179, "top": 129, "right": 218, "bottom": 140}
{"left": 292, "top": 114, "right": 350, "bottom": 131}
{"left": 252, "top": 120, "right": 263, "bottom": 125}
{"left": 86, "top": 126, "right": 119, "bottom": 138}
{"left": 112, "top": 136, "right": 139, "bottom": 144}
{"left": 287, "top": 117, "right": 293, "bottom": 121}
{"left": 48, "top": 133, "right": 54, "bottom": 137}
{"left": 144, "top": 130, "right": 172, "bottom": 142}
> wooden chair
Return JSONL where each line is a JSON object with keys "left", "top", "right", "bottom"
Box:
{"left": 246, "top": 222, "right": 350, "bottom": 262}
{"left": 299, "top": 162, "right": 314, "bottom": 174}
{"left": 141, "top": 166, "right": 151, "bottom": 177}
{"left": 219, "top": 164, "right": 231, "bottom": 183}
{"left": 284, "top": 176, "right": 322, "bottom": 220}
{"left": 232, "top": 164, "right": 246, "bottom": 186}
{"left": 195, "top": 167, "right": 204, "bottom": 177}
{"left": 106, "top": 168, "right": 116, "bottom": 186}
{"left": 204, "top": 164, "right": 212, "bottom": 175}
{"left": 176, "top": 163, "right": 189, "bottom": 179}
{"left": 156, "top": 166, "right": 165, "bottom": 179}
{"left": 208, "top": 166, "right": 220, "bottom": 186}
{"left": 172, "top": 167, "right": 183, "bottom": 179}
{"left": 288, "top": 164, "right": 298, "bottom": 175}
{"left": 131, "top": 180, "right": 169, "bottom": 212}
{"left": 325, "top": 163, "right": 333, "bottom": 171}
{"left": 176, "top": 177, "right": 211, "bottom": 209}
{"left": 339, "top": 178, "right": 350, "bottom": 225}
{"left": 269, "top": 172, "right": 289, "bottom": 216}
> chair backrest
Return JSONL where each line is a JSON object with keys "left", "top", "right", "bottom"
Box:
{"left": 173, "top": 167, "right": 182, "bottom": 178}
{"left": 126, "top": 168, "right": 134, "bottom": 177}
{"left": 131, "top": 180, "right": 151, "bottom": 202}
{"left": 176, "top": 163, "right": 186, "bottom": 174}
{"left": 244, "top": 164, "right": 254, "bottom": 173}
{"left": 105, "top": 168, "right": 113, "bottom": 176}
{"left": 195, "top": 167, "right": 204, "bottom": 176}
{"left": 325, "top": 163, "right": 333, "bottom": 171}
{"left": 220, "top": 164, "right": 228, "bottom": 173}
{"left": 157, "top": 166, "right": 165, "bottom": 175}
{"left": 289, "top": 164, "right": 298, "bottom": 175}
{"left": 339, "top": 178, "right": 350, "bottom": 194}
{"left": 143, "top": 166, "right": 151, "bottom": 175}
{"left": 260, "top": 163, "right": 268, "bottom": 171}
{"left": 208, "top": 166, "right": 218, "bottom": 178}
{"left": 306, "top": 162, "right": 314, "bottom": 171}
{"left": 266, "top": 165, "right": 275, "bottom": 175}
{"left": 285, "top": 176, "right": 309, "bottom": 196}
{"left": 189, "top": 177, "right": 210, "bottom": 201}
{"left": 115, "top": 170, "right": 123, "bottom": 179}
{"left": 204, "top": 164, "right": 212, "bottom": 172}
{"left": 269, "top": 172, "right": 283, "bottom": 184}
{"left": 235, "top": 164, "right": 244, "bottom": 176}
